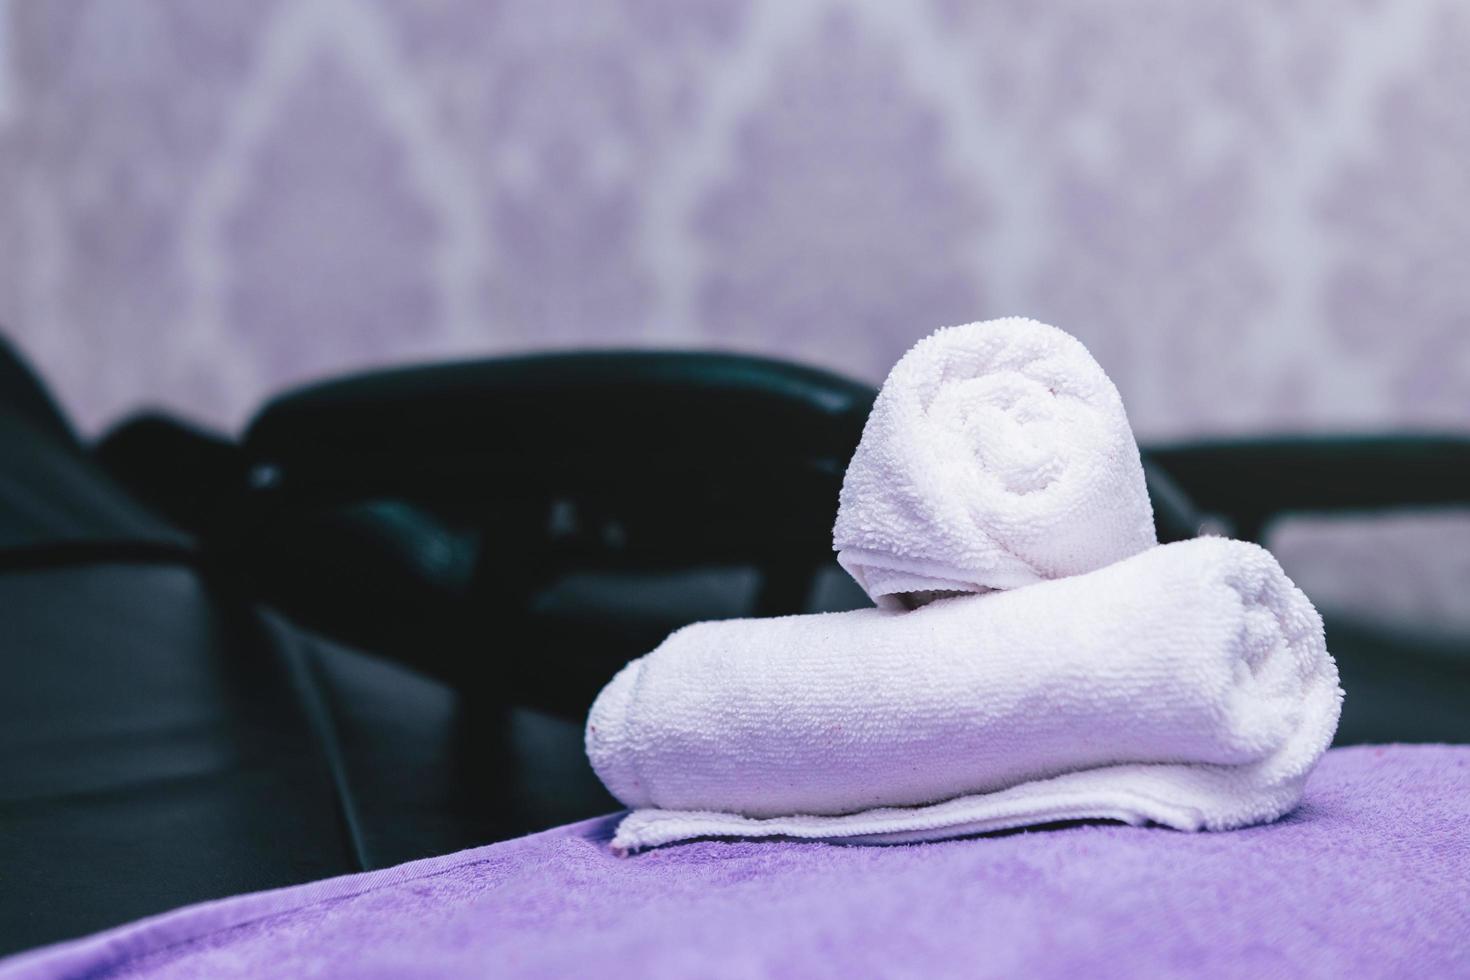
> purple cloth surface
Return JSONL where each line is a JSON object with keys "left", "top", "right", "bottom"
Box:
{"left": 3, "top": 745, "right": 1468, "bottom": 979}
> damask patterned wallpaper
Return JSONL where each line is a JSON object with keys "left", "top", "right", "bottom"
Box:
{"left": 0, "top": 1, "right": 1466, "bottom": 621}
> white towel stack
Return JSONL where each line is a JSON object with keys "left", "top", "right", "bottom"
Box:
{"left": 586, "top": 320, "right": 1342, "bottom": 853}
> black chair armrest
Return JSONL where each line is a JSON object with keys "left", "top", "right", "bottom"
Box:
{"left": 1144, "top": 435, "right": 1470, "bottom": 541}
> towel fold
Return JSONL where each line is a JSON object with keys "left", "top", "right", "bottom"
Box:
{"left": 587, "top": 537, "right": 1342, "bottom": 852}
{"left": 833, "top": 317, "right": 1157, "bottom": 608}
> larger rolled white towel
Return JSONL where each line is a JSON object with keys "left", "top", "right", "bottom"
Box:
{"left": 834, "top": 317, "right": 1156, "bottom": 608}
{"left": 587, "top": 537, "right": 1342, "bottom": 852}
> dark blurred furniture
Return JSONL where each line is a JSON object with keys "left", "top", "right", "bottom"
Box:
{"left": 0, "top": 341, "right": 876, "bottom": 956}
{"left": 232, "top": 352, "right": 879, "bottom": 714}
{"left": 2, "top": 333, "right": 1467, "bottom": 957}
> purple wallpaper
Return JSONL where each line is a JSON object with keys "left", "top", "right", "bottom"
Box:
{"left": 0, "top": 1, "right": 1466, "bottom": 622}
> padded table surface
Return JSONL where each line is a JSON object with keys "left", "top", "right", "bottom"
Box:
{"left": 3, "top": 745, "right": 1466, "bottom": 979}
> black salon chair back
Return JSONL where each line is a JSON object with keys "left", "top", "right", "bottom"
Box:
{"left": 231, "top": 352, "right": 877, "bottom": 715}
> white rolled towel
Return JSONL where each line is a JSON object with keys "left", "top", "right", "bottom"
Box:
{"left": 587, "top": 537, "right": 1342, "bottom": 853}
{"left": 834, "top": 317, "right": 1157, "bottom": 608}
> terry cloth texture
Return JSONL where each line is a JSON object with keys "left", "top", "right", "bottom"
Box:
{"left": 589, "top": 538, "right": 1341, "bottom": 852}
{"left": 834, "top": 317, "right": 1156, "bottom": 607}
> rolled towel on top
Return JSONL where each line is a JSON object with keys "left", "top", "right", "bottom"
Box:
{"left": 834, "top": 317, "right": 1157, "bottom": 608}
{"left": 587, "top": 537, "right": 1342, "bottom": 853}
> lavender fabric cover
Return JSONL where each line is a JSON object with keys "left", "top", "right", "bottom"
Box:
{"left": 3, "top": 746, "right": 1466, "bottom": 980}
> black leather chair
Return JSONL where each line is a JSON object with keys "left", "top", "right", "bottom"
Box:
{"left": 0, "top": 344, "right": 600, "bottom": 953}
{"left": 232, "top": 352, "right": 881, "bottom": 713}
{"left": 0, "top": 341, "right": 882, "bottom": 956}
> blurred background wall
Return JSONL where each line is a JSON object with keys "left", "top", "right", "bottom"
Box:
{"left": 0, "top": 1, "right": 1466, "bottom": 621}
{"left": 2, "top": 0, "right": 1467, "bottom": 438}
